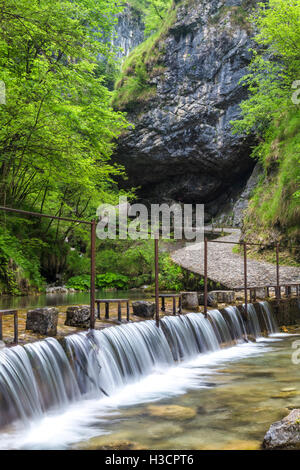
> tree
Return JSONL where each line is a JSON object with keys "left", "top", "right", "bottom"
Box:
{"left": 0, "top": 0, "right": 130, "bottom": 220}
{"left": 232, "top": 0, "right": 300, "bottom": 245}
{"left": 130, "top": 0, "right": 172, "bottom": 37}
{"left": 232, "top": 0, "right": 300, "bottom": 136}
{"left": 0, "top": 0, "right": 133, "bottom": 285}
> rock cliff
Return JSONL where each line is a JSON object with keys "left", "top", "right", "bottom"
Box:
{"left": 113, "top": 0, "right": 259, "bottom": 221}
{"left": 113, "top": 5, "right": 145, "bottom": 61}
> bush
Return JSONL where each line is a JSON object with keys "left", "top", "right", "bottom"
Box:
{"left": 0, "top": 226, "right": 45, "bottom": 294}
{"left": 66, "top": 272, "right": 129, "bottom": 291}
{"left": 158, "top": 253, "right": 185, "bottom": 291}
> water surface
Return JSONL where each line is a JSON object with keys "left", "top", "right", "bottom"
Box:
{"left": 0, "top": 289, "right": 150, "bottom": 310}
{"left": 0, "top": 334, "right": 298, "bottom": 450}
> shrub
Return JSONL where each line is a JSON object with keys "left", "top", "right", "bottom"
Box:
{"left": 66, "top": 272, "right": 129, "bottom": 290}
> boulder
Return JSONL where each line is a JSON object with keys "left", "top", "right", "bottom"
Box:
{"left": 132, "top": 301, "right": 155, "bottom": 318}
{"left": 26, "top": 307, "right": 59, "bottom": 336}
{"left": 46, "top": 286, "right": 69, "bottom": 294}
{"left": 77, "top": 437, "right": 145, "bottom": 451}
{"left": 181, "top": 292, "right": 199, "bottom": 310}
{"left": 263, "top": 409, "right": 300, "bottom": 449}
{"left": 46, "top": 287, "right": 55, "bottom": 294}
{"left": 65, "top": 305, "right": 90, "bottom": 328}
{"left": 209, "top": 291, "right": 236, "bottom": 304}
{"left": 147, "top": 405, "right": 197, "bottom": 421}
{"left": 57, "top": 287, "right": 69, "bottom": 294}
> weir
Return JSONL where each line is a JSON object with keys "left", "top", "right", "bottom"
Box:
{"left": 0, "top": 301, "right": 279, "bottom": 429}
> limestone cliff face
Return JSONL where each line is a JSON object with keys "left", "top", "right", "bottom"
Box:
{"left": 113, "top": 5, "right": 145, "bottom": 61}
{"left": 113, "top": 0, "right": 259, "bottom": 220}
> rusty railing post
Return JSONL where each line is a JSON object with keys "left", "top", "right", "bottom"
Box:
{"left": 276, "top": 243, "right": 281, "bottom": 299}
{"left": 90, "top": 219, "right": 96, "bottom": 330}
{"left": 244, "top": 242, "right": 248, "bottom": 318}
{"left": 14, "top": 311, "right": 18, "bottom": 344}
{"left": 155, "top": 238, "right": 160, "bottom": 327}
{"left": 204, "top": 237, "right": 208, "bottom": 318}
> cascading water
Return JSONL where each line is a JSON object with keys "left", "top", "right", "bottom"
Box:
{"left": 0, "top": 301, "right": 279, "bottom": 429}
{"left": 223, "top": 306, "right": 247, "bottom": 341}
{"left": 260, "top": 301, "right": 278, "bottom": 334}
{"left": 246, "top": 303, "right": 263, "bottom": 337}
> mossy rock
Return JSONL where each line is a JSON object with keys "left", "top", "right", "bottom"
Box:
{"left": 147, "top": 404, "right": 197, "bottom": 421}
{"left": 76, "top": 437, "right": 145, "bottom": 450}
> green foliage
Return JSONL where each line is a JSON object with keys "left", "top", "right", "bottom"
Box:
{"left": 232, "top": 0, "right": 300, "bottom": 245}
{"left": 232, "top": 0, "right": 300, "bottom": 136}
{"left": 129, "top": 0, "right": 173, "bottom": 37}
{"left": 0, "top": 0, "right": 135, "bottom": 291}
{"left": 95, "top": 239, "right": 186, "bottom": 291}
{"left": 66, "top": 272, "right": 129, "bottom": 290}
{"left": 243, "top": 110, "right": 300, "bottom": 244}
{"left": 158, "top": 253, "right": 184, "bottom": 291}
{"left": 65, "top": 250, "right": 91, "bottom": 279}
{"left": 96, "top": 239, "right": 155, "bottom": 287}
{"left": 0, "top": 225, "right": 44, "bottom": 294}
{"left": 0, "top": 0, "right": 130, "bottom": 235}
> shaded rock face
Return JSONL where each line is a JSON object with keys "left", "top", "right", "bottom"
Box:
{"left": 231, "top": 163, "right": 262, "bottom": 226}
{"left": 114, "top": 0, "right": 258, "bottom": 218}
{"left": 263, "top": 409, "right": 300, "bottom": 449}
{"left": 26, "top": 307, "right": 59, "bottom": 336}
{"left": 113, "top": 5, "right": 145, "bottom": 61}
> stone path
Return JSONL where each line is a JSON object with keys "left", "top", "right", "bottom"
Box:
{"left": 171, "top": 229, "right": 300, "bottom": 289}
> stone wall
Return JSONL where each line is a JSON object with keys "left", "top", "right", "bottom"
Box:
{"left": 268, "top": 298, "right": 300, "bottom": 326}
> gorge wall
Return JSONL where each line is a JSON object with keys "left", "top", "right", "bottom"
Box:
{"left": 113, "top": 0, "right": 260, "bottom": 223}
{"left": 112, "top": 5, "right": 145, "bottom": 61}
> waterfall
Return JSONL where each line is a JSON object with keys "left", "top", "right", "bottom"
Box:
{"left": 223, "top": 306, "right": 247, "bottom": 340}
{"left": 246, "top": 304, "right": 262, "bottom": 337}
{"left": 0, "top": 301, "right": 278, "bottom": 428}
{"left": 260, "top": 301, "right": 278, "bottom": 334}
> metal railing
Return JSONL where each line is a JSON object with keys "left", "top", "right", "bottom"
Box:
{"left": 203, "top": 238, "right": 300, "bottom": 318}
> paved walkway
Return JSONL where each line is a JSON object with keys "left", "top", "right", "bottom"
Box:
{"left": 171, "top": 229, "right": 300, "bottom": 289}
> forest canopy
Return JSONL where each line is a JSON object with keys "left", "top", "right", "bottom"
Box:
{"left": 232, "top": 0, "right": 300, "bottom": 245}
{"left": 0, "top": 0, "right": 132, "bottom": 292}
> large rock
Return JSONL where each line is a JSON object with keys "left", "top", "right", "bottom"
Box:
{"left": 65, "top": 305, "right": 90, "bottom": 328}
{"left": 26, "top": 307, "right": 59, "bottom": 336}
{"left": 181, "top": 292, "right": 199, "bottom": 310}
{"left": 46, "top": 286, "right": 69, "bottom": 294}
{"left": 263, "top": 409, "right": 300, "bottom": 449}
{"left": 113, "top": 0, "right": 258, "bottom": 219}
{"left": 132, "top": 301, "right": 155, "bottom": 318}
{"left": 147, "top": 405, "right": 197, "bottom": 421}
